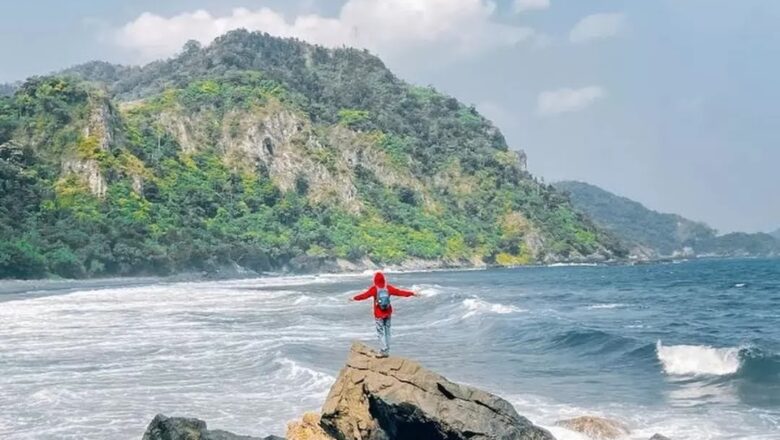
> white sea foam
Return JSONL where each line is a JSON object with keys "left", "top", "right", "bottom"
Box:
{"left": 656, "top": 341, "right": 742, "bottom": 376}
{"left": 586, "top": 303, "right": 627, "bottom": 310}
{"left": 461, "top": 298, "right": 525, "bottom": 318}
{"left": 293, "top": 295, "right": 313, "bottom": 305}
{"left": 507, "top": 393, "right": 737, "bottom": 440}
{"left": 547, "top": 262, "right": 599, "bottom": 267}
{"left": 410, "top": 284, "right": 444, "bottom": 297}
{"left": 0, "top": 277, "right": 359, "bottom": 439}
{"left": 273, "top": 356, "right": 335, "bottom": 394}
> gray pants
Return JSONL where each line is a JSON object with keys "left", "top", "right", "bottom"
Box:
{"left": 375, "top": 317, "right": 391, "bottom": 355}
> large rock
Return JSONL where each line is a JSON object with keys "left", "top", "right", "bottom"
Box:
{"left": 319, "top": 342, "right": 554, "bottom": 440}
{"left": 287, "top": 412, "right": 334, "bottom": 440}
{"left": 554, "top": 416, "right": 628, "bottom": 439}
{"left": 141, "top": 414, "right": 275, "bottom": 440}
{"left": 649, "top": 435, "right": 670, "bottom": 440}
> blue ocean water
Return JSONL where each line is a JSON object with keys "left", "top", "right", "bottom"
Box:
{"left": 0, "top": 258, "right": 778, "bottom": 439}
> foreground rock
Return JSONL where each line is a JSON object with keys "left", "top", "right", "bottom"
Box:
{"left": 286, "top": 412, "right": 332, "bottom": 440}
{"left": 649, "top": 435, "right": 671, "bottom": 440}
{"left": 144, "top": 343, "right": 555, "bottom": 440}
{"left": 554, "top": 416, "right": 629, "bottom": 440}
{"left": 142, "top": 414, "right": 279, "bottom": 440}
{"left": 316, "top": 342, "right": 554, "bottom": 440}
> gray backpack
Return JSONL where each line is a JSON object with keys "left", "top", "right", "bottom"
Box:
{"left": 377, "top": 287, "right": 391, "bottom": 310}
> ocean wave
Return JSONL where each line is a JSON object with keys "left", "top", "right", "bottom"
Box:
{"left": 547, "top": 262, "right": 600, "bottom": 267}
{"left": 461, "top": 298, "right": 525, "bottom": 319}
{"left": 550, "top": 329, "right": 636, "bottom": 356}
{"left": 292, "top": 295, "right": 313, "bottom": 305}
{"left": 656, "top": 341, "right": 741, "bottom": 376}
{"left": 410, "top": 284, "right": 444, "bottom": 298}
{"left": 585, "top": 303, "right": 628, "bottom": 310}
{"left": 272, "top": 356, "right": 335, "bottom": 393}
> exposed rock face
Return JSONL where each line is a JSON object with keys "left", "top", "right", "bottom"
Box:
{"left": 61, "top": 96, "right": 117, "bottom": 198}
{"left": 141, "top": 414, "right": 270, "bottom": 440}
{"left": 649, "top": 435, "right": 670, "bottom": 440}
{"left": 61, "top": 158, "right": 107, "bottom": 197}
{"left": 319, "top": 342, "right": 554, "bottom": 440}
{"left": 84, "top": 99, "right": 114, "bottom": 153}
{"left": 554, "top": 416, "right": 629, "bottom": 440}
{"left": 286, "top": 412, "right": 334, "bottom": 440}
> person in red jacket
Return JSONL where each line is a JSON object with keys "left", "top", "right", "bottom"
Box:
{"left": 351, "top": 271, "right": 416, "bottom": 357}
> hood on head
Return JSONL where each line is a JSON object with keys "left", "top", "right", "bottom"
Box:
{"left": 373, "top": 271, "right": 386, "bottom": 288}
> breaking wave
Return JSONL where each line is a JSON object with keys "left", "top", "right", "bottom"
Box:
{"left": 585, "top": 303, "right": 628, "bottom": 310}
{"left": 410, "top": 284, "right": 444, "bottom": 298}
{"left": 656, "top": 341, "right": 742, "bottom": 376}
{"left": 461, "top": 298, "right": 525, "bottom": 319}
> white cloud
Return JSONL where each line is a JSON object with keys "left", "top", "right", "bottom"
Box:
{"left": 537, "top": 86, "right": 605, "bottom": 116}
{"left": 569, "top": 12, "right": 626, "bottom": 44}
{"left": 114, "top": 0, "right": 538, "bottom": 63}
{"left": 513, "top": 0, "right": 550, "bottom": 13}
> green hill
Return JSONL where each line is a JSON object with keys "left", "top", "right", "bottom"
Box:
{"left": 695, "top": 232, "right": 780, "bottom": 257}
{"left": 0, "top": 31, "right": 624, "bottom": 279}
{"left": 555, "top": 180, "right": 779, "bottom": 257}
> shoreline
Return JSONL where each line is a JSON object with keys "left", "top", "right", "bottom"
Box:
{"left": 0, "top": 254, "right": 773, "bottom": 290}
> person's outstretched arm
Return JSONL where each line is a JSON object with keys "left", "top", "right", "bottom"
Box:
{"left": 353, "top": 286, "right": 376, "bottom": 301}
{"left": 388, "top": 284, "right": 415, "bottom": 297}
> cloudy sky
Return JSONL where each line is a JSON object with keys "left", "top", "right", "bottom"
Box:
{"left": 1, "top": 0, "right": 778, "bottom": 233}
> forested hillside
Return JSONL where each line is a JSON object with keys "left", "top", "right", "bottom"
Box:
{"left": 555, "top": 180, "right": 779, "bottom": 257}
{"left": 0, "top": 30, "right": 624, "bottom": 279}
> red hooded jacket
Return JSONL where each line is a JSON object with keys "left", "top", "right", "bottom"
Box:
{"left": 353, "top": 272, "right": 414, "bottom": 319}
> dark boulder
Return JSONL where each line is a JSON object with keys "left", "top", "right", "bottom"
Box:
{"left": 649, "top": 435, "right": 671, "bottom": 440}
{"left": 318, "top": 342, "right": 554, "bottom": 440}
{"left": 141, "top": 414, "right": 273, "bottom": 440}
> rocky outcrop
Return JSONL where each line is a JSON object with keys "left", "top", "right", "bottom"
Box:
{"left": 141, "top": 414, "right": 275, "bottom": 440}
{"left": 316, "top": 342, "right": 554, "bottom": 440}
{"left": 142, "top": 343, "right": 556, "bottom": 440}
{"left": 648, "top": 435, "right": 670, "bottom": 440}
{"left": 286, "top": 413, "right": 333, "bottom": 440}
{"left": 61, "top": 158, "right": 106, "bottom": 197}
{"left": 554, "top": 416, "right": 628, "bottom": 440}
{"left": 60, "top": 95, "right": 118, "bottom": 198}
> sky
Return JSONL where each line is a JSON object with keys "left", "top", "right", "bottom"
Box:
{"left": 0, "top": 0, "right": 778, "bottom": 233}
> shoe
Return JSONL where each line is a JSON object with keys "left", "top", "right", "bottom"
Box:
{"left": 376, "top": 352, "right": 389, "bottom": 358}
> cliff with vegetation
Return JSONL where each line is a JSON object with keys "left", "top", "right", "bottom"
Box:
{"left": 555, "top": 181, "right": 779, "bottom": 258}
{"left": 0, "top": 30, "right": 624, "bottom": 279}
